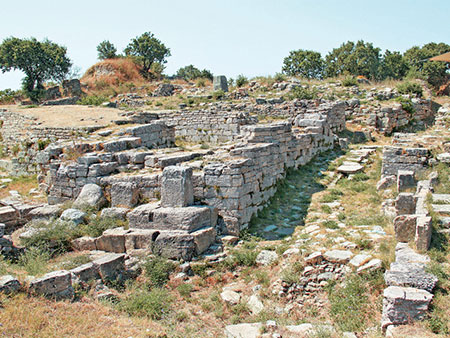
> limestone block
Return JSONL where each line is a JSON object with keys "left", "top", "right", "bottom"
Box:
{"left": 153, "top": 231, "right": 195, "bottom": 261}
{"left": 161, "top": 166, "right": 193, "bottom": 208}
{"left": 110, "top": 182, "right": 140, "bottom": 208}
{"left": 191, "top": 227, "right": 216, "bottom": 254}
{"left": 100, "top": 207, "right": 129, "bottom": 220}
{"left": 397, "top": 170, "right": 416, "bottom": 192}
{"left": 381, "top": 286, "right": 433, "bottom": 329}
{"left": 394, "top": 215, "right": 417, "bottom": 243}
{"left": 60, "top": 208, "right": 86, "bottom": 225}
{"left": 213, "top": 75, "right": 228, "bottom": 92}
{"left": 95, "top": 227, "right": 131, "bottom": 253}
{"left": 152, "top": 206, "right": 214, "bottom": 232}
{"left": 73, "top": 184, "right": 106, "bottom": 210}
{"left": 71, "top": 236, "right": 97, "bottom": 251}
{"left": 92, "top": 253, "right": 125, "bottom": 281}
{"left": 70, "top": 262, "right": 100, "bottom": 282}
{"left": 0, "top": 275, "right": 21, "bottom": 294}
{"left": 324, "top": 250, "right": 353, "bottom": 263}
{"left": 28, "top": 270, "right": 74, "bottom": 300}
{"left": 124, "top": 229, "right": 159, "bottom": 252}
{"left": 395, "top": 193, "right": 416, "bottom": 215}
{"left": 127, "top": 203, "right": 160, "bottom": 228}
{"left": 415, "top": 216, "right": 432, "bottom": 251}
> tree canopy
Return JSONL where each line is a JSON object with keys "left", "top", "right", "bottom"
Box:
{"left": 282, "top": 49, "right": 324, "bottom": 79}
{"left": 175, "top": 65, "right": 213, "bottom": 81}
{"left": 0, "top": 37, "right": 71, "bottom": 100}
{"left": 124, "top": 32, "right": 171, "bottom": 79}
{"left": 97, "top": 40, "right": 117, "bottom": 60}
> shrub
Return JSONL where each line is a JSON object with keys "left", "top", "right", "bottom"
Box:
{"left": 18, "top": 247, "right": 50, "bottom": 276}
{"left": 236, "top": 74, "right": 248, "bottom": 88}
{"left": 287, "top": 86, "right": 318, "bottom": 100}
{"left": 341, "top": 76, "right": 358, "bottom": 87}
{"left": 232, "top": 247, "right": 258, "bottom": 267}
{"left": 143, "top": 256, "right": 175, "bottom": 287}
{"left": 21, "top": 221, "right": 79, "bottom": 256}
{"left": 177, "top": 283, "right": 193, "bottom": 298}
{"left": 196, "top": 78, "right": 206, "bottom": 87}
{"left": 396, "top": 81, "right": 423, "bottom": 97}
{"left": 0, "top": 89, "right": 19, "bottom": 104}
{"left": 79, "top": 217, "right": 125, "bottom": 238}
{"left": 212, "top": 90, "right": 225, "bottom": 100}
{"left": 118, "top": 288, "right": 172, "bottom": 319}
{"left": 77, "top": 95, "right": 108, "bottom": 106}
{"left": 322, "top": 220, "right": 339, "bottom": 229}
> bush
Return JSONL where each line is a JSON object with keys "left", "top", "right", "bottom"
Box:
{"left": 21, "top": 221, "right": 79, "bottom": 256}
{"left": 232, "top": 248, "right": 258, "bottom": 267}
{"left": 18, "top": 247, "right": 49, "bottom": 276}
{"left": 77, "top": 95, "right": 108, "bottom": 106}
{"left": 341, "top": 76, "right": 358, "bottom": 87}
{"left": 236, "top": 74, "right": 248, "bottom": 88}
{"left": 177, "top": 283, "right": 193, "bottom": 298}
{"left": 79, "top": 217, "right": 125, "bottom": 238}
{"left": 118, "top": 288, "right": 172, "bottom": 319}
{"left": 287, "top": 86, "right": 318, "bottom": 100}
{"left": 212, "top": 90, "right": 225, "bottom": 100}
{"left": 143, "top": 256, "right": 175, "bottom": 287}
{"left": 0, "top": 89, "right": 19, "bottom": 104}
{"left": 396, "top": 81, "right": 423, "bottom": 97}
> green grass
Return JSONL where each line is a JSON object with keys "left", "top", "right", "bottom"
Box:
{"left": 177, "top": 283, "right": 194, "bottom": 298}
{"left": 118, "top": 288, "right": 172, "bottom": 319}
{"left": 17, "top": 247, "right": 50, "bottom": 276}
{"left": 143, "top": 256, "right": 176, "bottom": 287}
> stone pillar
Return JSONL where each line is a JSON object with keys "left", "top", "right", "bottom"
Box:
{"left": 397, "top": 170, "right": 416, "bottom": 192}
{"left": 161, "top": 166, "right": 194, "bottom": 207}
{"left": 213, "top": 75, "right": 228, "bottom": 92}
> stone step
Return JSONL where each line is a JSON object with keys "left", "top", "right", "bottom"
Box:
{"left": 432, "top": 194, "right": 450, "bottom": 204}
{"left": 432, "top": 204, "right": 450, "bottom": 215}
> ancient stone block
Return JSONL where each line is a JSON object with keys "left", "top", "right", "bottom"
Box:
{"left": 92, "top": 253, "right": 125, "bottom": 281}
{"left": 152, "top": 206, "right": 213, "bottom": 232}
{"left": 161, "top": 166, "right": 194, "bottom": 208}
{"left": 381, "top": 286, "right": 433, "bottom": 329}
{"left": 100, "top": 207, "right": 129, "bottom": 220}
{"left": 395, "top": 193, "right": 416, "bottom": 215}
{"left": 191, "top": 227, "right": 216, "bottom": 254}
{"left": 323, "top": 250, "right": 353, "bottom": 263}
{"left": 110, "top": 182, "right": 140, "bottom": 208}
{"left": 213, "top": 75, "right": 228, "bottom": 92}
{"left": 70, "top": 262, "right": 100, "bottom": 282}
{"left": 95, "top": 227, "right": 131, "bottom": 253}
{"left": 0, "top": 275, "right": 21, "bottom": 294}
{"left": 124, "top": 229, "right": 159, "bottom": 252}
{"left": 28, "top": 270, "right": 74, "bottom": 300}
{"left": 397, "top": 170, "right": 416, "bottom": 192}
{"left": 127, "top": 203, "right": 160, "bottom": 228}
{"left": 71, "top": 236, "right": 97, "bottom": 251}
{"left": 415, "top": 216, "right": 432, "bottom": 251}
{"left": 153, "top": 231, "right": 195, "bottom": 261}
{"left": 394, "top": 215, "right": 417, "bottom": 242}
{"left": 60, "top": 208, "right": 86, "bottom": 225}
{"left": 73, "top": 184, "right": 106, "bottom": 210}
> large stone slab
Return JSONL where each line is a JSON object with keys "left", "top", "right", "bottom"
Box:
{"left": 337, "top": 163, "right": 363, "bottom": 174}
{"left": 394, "top": 215, "right": 417, "bottom": 243}
{"left": 384, "top": 266, "right": 437, "bottom": 293}
{"left": 95, "top": 227, "right": 131, "bottom": 253}
{"left": 432, "top": 204, "right": 450, "bottom": 216}
{"left": 73, "top": 184, "right": 106, "bottom": 210}
{"left": 191, "top": 227, "right": 216, "bottom": 255}
{"left": 397, "top": 170, "right": 416, "bottom": 192}
{"left": 127, "top": 203, "right": 160, "bottom": 228}
{"left": 224, "top": 323, "right": 262, "bottom": 338}
{"left": 125, "top": 229, "right": 160, "bottom": 252}
{"left": 324, "top": 250, "right": 353, "bottom": 263}
{"left": 110, "top": 182, "right": 140, "bottom": 208}
{"left": 28, "top": 270, "right": 74, "bottom": 300}
{"left": 213, "top": 75, "right": 228, "bottom": 92}
{"left": 92, "top": 253, "right": 125, "bottom": 281}
{"left": 153, "top": 231, "right": 196, "bottom": 261}
{"left": 0, "top": 275, "right": 21, "bottom": 294}
{"left": 381, "top": 286, "right": 433, "bottom": 329}
{"left": 70, "top": 262, "right": 100, "bottom": 282}
{"left": 160, "top": 166, "right": 194, "bottom": 208}
{"left": 152, "top": 206, "right": 215, "bottom": 232}
{"left": 395, "top": 193, "right": 416, "bottom": 215}
{"left": 415, "top": 216, "right": 432, "bottom": 251}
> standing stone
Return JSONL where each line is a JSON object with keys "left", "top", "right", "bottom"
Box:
{"left": 381, "top": 286, "right": 433, "bottom": 329}
{"left": 161, "top": 166, "right": 193, "bottom": 208}
{"left": 110, "top": 182, "right": 140, "bottom": 208}
{"left": 395, "top": 193, "right": 416, "bottom": 215}
{"left": 213, "top": 75, "right": 228, "bottom": 92}
{"left": 394, "top": 215, "right": 417, "bottom": 242}
{"left": 397, "top": 170, "right": 416, "bottom": 192}
{"left": 415, "top": 216, "right": 432, "bottom": 251}
{"left": 73, "top": 184, "right": 106, "bottom": 210}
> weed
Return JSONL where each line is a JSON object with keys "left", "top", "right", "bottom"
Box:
{"left": 322, "top": 220, "right": 339, "bottom": 229}
{"left": 287, "top": 86, "right": 318, "bottom": 100}
{"left": 118, "top": 288, "right": 172, "bottom": 319}
{"left": 18, "top": 247, "right": 49, "bottom": 276}
{"left": 236, "top": 75, "right": 248, "bottom": 87}
{"left": 77, "top": 95, "right": 108, "bottom": 106}
{"left": 143, "top": 256, "right": 175, "bottom": 287}
{"left": 79, "top": 217, "right": 126, "bottom": 238}
{"left": 231, "top": 247, "right": 258, "bottom": 267}
{"left": 321, "top": 205, "right": 332, "bottom": 214}
{"left": 177, "top": 283, "right": 193, "bottom": 298}
{"left": 342, "top": 76, "right": 358, "bottom": 87}
{"left": 396, "top": 81, "right": 423, "bottom": 97}
{"left": 59, "top": 254, "right": 91, "bottom": 270}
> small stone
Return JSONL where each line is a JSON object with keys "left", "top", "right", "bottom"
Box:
{"left": 256, "top": 250, "right": 278, "bottom": 266}
{"left": 220, "top": 289, "right": 240, "bottom": 305}
{"left": 324, "top": 250, "right": 353, "bottom": 263}
{"left": 60, "top": 208, "right": 86, "bottom": 225}
{"left": 248, "top": 294, "right": 264, "bottom": 315}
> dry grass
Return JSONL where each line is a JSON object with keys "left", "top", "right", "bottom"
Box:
{"left": 0, "top": 175, "right": 41, "bottom": 201}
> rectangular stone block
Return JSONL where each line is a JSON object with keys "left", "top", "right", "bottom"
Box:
{"left": 28, "top": 270, "right": 74, "bottom": 300}
{"left": 70, "top": 262, "right": 100, "bottom": 282}
{"left": 125, "top": 229, "right": 159, "bottom": 251}
{"left": 161, "top": 166, "right": 193, "bottom": 207}
{"left": 415, "top": 216, "right": 432, "bottom": 251}
{"left": 192, "top": 227, "right": 216, "bottom": 255}
{"left": 127, "top": 203, "right": 160, "bottom": 228}
{"left": 95, "top": 228, "right": 131, "bottom": 253}
{"left": 397, "top": 170, "right": 416, "bottom": 192}
{"left": 395, "top": 193, "right": 416, "bottom": 215}
{"left": 152, "top": 206, "right": 213, "bottom": 232}
{"left": 153, "top": 231, "right": 195, "bottom": 261}
{"left": 92, "top": 253, "right": 125, "bottom": 281}
{"left": 394, "top": 215, "right": 417, "bottom": 243}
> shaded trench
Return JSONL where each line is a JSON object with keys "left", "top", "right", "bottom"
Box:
{"left": 247, "top": 149, "right": 343, "bottom": 240}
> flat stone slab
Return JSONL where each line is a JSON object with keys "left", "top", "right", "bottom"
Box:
{"left": 437, "top": 152, "right": 450, "bottom": 163}
{"left": 385, "top": 266, "right": 438, "bottom": 293}
{"left": 220, "top": 289, "right": 240, "bottom": 305}
{"left": 432, "top": 204, "right": 450, "bottom": 215}
{"left": 224, "top": 323, "right": 262, "bottom": 338}
{"left": 337, "top": 163, "right": 363, "bottom": 174}
{"left": 382, "top": 286, "right": 433, "bottom": 329}
{"left": 349, "top": 254, "right": 371, "bottom": 267}
{"left": 255, "top": 250, "right": 278, "bottom": 266}
{"left": 0, "top": 275, "right": 21, "bottom": 294}
{"left": 92, "top": 253, "right": 125, "bottom": 281}
{"left": 432, "top": 194, "right": 450, "bottom": 204}
{"left": 28, "top": 270, "right": 74, "bottom": 299}
{"left": 324, "top": 250, "right": 353, "bottom": 263}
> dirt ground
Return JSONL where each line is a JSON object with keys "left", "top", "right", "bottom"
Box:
{"left": 2, "top": 104, "right": 124, "bottom": 128}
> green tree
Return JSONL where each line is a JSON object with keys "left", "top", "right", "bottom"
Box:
{"left": 0, "top": 37, "right": 71, "bottom": 101}
{"left": 325, "top": 40, "right": 381, "bottom": 79}
{"left": 124, "top": 32, "right": 171, "bottom": 79}
{"left": 404, "top": 42, "right": 450, "bottom": 87}
{"left": 176, "top": 65, "right": 213, "bottom": 80}
{"left": 381, "top": 50, "right": 408, "bottom": 80}
{"left": 282, "top": 49, "right": 324, "bottom": 79}
{"left": 97, "top": 40, "right": 117, "bottom": 60}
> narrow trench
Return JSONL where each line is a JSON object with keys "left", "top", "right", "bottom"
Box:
{"left": 248, "top": 149, "right": 344, "bottom": 240}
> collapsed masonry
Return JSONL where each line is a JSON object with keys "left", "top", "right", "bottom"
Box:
{"left": 378, "top": 145, "right": 438, "bottom": 333}
{"left": 0, "top": 101, "right": 346, "bottom": 260}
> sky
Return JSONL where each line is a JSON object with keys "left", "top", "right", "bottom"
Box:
{"left": 0, "top": 0, "right": 449, "bottom": 90}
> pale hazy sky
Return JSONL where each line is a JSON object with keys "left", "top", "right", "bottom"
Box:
{"left": 0, "top": 0, "right": 449, "bottom": 90}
